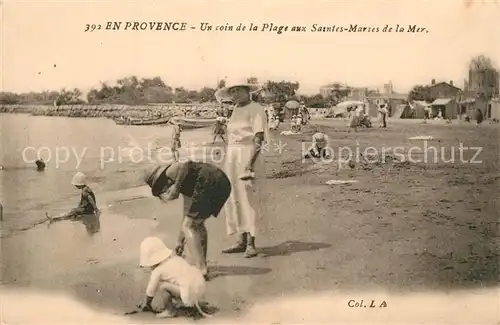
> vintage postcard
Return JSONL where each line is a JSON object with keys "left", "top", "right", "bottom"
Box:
{"left": 1, "top": 0, "right": 499, "bottom": 323}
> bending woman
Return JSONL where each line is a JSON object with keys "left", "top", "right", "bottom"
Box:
{"left": 144, "top": 161, "right": 231, "bottom": 278}
{"left": 215, "top": 81, "right": 268, "bottom": 258}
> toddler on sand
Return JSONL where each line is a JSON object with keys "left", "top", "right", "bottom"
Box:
{"left": 137, "top": 236, "right": 210, "bottom": 318}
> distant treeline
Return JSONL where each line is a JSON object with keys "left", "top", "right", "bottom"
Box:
{"left": 0, "top": 76, "right": 342, "bottom": 108}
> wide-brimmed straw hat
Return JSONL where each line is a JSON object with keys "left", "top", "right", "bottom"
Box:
{"left": 140, "top": 237, "right": 173, "bottom": 267}
{"left": 143, "top": 164, "right": 171, "bottom": 196}
{"left": 215, "top": 79, "right": 261, "bottom": 100}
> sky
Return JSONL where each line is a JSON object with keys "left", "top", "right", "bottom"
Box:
{"left": 1, "top": 0, "right": 499, "bottom": 95}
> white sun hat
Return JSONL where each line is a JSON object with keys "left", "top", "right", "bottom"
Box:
{"left": 215, "top": 78, "right": 261, "bottom": 100}
{"left": 313, "top": 132, "right": 327, "bottom": 142}
{"left": 140, "top": 237, "right": 173, "bottom": 267}
{"left": 71, "top": 172, "right": 87, "bottom": 186}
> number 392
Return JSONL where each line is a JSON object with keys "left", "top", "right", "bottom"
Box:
{"left": 84, "top": 24, "right": 102, "bottom": 32}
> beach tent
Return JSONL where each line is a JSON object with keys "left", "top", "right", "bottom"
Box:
{"left": 399, "top": 104, "right": 414, "bottom": 118}
{"left": 285, "top": 100, "right": 300, "bottom": 109}
{"left": 389, "top": 104, "right": 405, "bottom": 118}
{"left": 411, "top": 101, "right": 429, "bottom": 119}
{"left": 431, "top": 98, "right": 458, "bottom": 119}
{"left": 337, "top": 100, "right": 364, "bottom": 108}
{"left": 470, "top": 98, "right": 489, "bottom": 119}
{"left": 366, "top": 102, "right": 379, "bottom": 117}
{"left": 332, "top": 100, "right": 364, "bottom": 117}
{"left": 329, "top": 105, "right": 347, "bottom": 117}
{"left": 284, "top": 100, "right": 300, "bottom": 118}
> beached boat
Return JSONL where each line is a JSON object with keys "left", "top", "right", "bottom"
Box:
{"left": 113, "top": 117, "right": 127, "bottom": 125}
{"left": 169, "top": 116, "right": 217, "bottom": 129}
{"left": 113, "top": 115, "right": 172, "bottom": 126}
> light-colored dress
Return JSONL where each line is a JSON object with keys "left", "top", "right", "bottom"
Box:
{"left": 350, "top": 107, "right": 364, "bottom": 127}
{"left": 224, "top": 102, "right": 268, "bottom": 236}
{"left": 296, "top": 115, "right": 302, "bottom": 126}
{"left": 268, "top": 115, "right": 276, "bottom": 130}
{"left": 349, "top": 110, "right": 358, "bottom": 128}
{"left": 146, "top": 255, "right": 205, "bottom": 307}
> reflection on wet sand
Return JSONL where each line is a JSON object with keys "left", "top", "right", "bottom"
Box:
{"left": 47, "top": 213, "right": 101, "bottom": 236}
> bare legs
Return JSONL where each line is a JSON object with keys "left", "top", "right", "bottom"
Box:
{"left": 212, "top": 134, "right": 226, "bottom": 144}
{"left": 199, "top": 221, "right": 208, "bottom": 263}
{"left": 181, "top": 216, "right": 208, "bottom": 276}
{"left": 172, "top": 149, "right": 180, "bottom": 162}
{"left": 156, "top": 282, "right": 182, "bottom": 318}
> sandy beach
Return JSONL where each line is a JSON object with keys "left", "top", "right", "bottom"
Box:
{"left": 2, "top": 118, "right": 499, "bottom": 323}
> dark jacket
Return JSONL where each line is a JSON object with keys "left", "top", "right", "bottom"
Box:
{"left": 146, "top": 162, "right": 231, "bottom": 219}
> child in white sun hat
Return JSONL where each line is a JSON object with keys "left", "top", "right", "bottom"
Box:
{"left": 137, "top": 237, "right": 211, "bottom": 318}
{"left": 45, "top": 172, "right": 100, "bottom": 234}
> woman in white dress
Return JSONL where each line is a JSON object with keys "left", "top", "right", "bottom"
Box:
{"left": 215, "top": 82, "right": 268, "bottom": 258}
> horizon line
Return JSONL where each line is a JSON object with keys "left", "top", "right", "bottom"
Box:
{"left": 0, "top": 76, "right": 470, "bottom": 96}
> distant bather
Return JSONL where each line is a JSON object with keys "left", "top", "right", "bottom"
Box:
{"left": 35, "top": 159, "right": 46, "bottom": 171}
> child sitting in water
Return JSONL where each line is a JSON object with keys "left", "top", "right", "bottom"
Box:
{"left": 46, "top": 172, "right": 100, "bottom": 234}
{"left": 303, "top": 132, "right": 331, "bottom": 160}
{"left": 137, "top": 236, "right": 210, "bottom": 318}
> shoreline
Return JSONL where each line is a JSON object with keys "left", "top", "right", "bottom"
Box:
{"left": 0, "top": 103, "right": 218, "bottom": 120}
{"left": 2, "top": 119, "right": 499, "bottom": 322}
{"left": 0, "top": 119, "right": 221, "bottom": 237}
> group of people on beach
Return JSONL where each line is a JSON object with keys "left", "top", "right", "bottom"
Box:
{"left": 266, "top": 101, "right": 309, "bottom": 133}
{"left": 45, "top": 80, "right": 266, "bottom": 318}
{"left": 345, "top": 102, "right": 392, "bottom": 132}
{"left": 135, "top": 81, "right": 268, "bottom": 317}
{"left": 40, "top": 81, "right": 380, "bottom": 319}
{"left": 268, "top": 112, "right": 280, "bottom": 130}
{"left": 464, "top": 108, "right": 486, "bottom": 126}
{"left": 290, "top": 113, "right": 304, "bottom": 132}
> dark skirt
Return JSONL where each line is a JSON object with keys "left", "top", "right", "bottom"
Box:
{"left": 213, "top": 123, "right": 226, "bottom": 135}
{"left": 475, "top": 110, "right": 484, "bottom": 124}
{"left": 180, "top": 162, "right": 231, "bottom": 220}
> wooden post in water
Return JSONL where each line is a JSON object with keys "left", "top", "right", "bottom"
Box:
{"left": 0, "top": 203, "right": 3, "bottom": 221}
